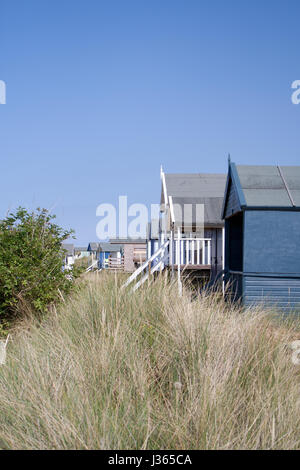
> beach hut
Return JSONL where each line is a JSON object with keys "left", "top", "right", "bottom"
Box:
{"left": 159, "top": 167, "right": 226, "bottom": 280}
{"left": 99, "top": 243, "right": 123, "bottom": 270}
{"left": 222, "top": 162, "right": 300, "bottom": 312}
{"left": 109, "top": 239, "right": 146, "bottom": 272}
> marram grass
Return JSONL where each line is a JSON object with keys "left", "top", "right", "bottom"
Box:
{"left": 0, "top": 272, "right": 299, "bottom": 449}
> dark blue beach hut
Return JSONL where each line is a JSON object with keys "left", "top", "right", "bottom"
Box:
{"left": 222, "top": 162, "right": 300, "bottom": 312}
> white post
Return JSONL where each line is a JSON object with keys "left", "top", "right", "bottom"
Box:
{"left": 186, "top": 240, "right": 189, "bottom": 265}
{"left": 208, "top": 240, "right": 211, "bottom": 266}
{"left": 177, "top": 228, "right": 182, "bottom": 296}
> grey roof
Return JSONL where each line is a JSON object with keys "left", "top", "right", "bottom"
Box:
{"left": 236, "top": 164, "right": 300, "bottom": 208}
{"left": 163, "top": 173, "right": 226, "bottom": 201}
{"left": 87, "top": 242, "right": 99, "bottom": 252}
{"left": 99, "top": 243, "right": 123, "bottom": 252}
{"left": 109, "top": 238, "right": 147, "bottom": 244}
{"left": 74, "top": 246, "right": 89, "bottom": 253}
{"left": 172, "top": 196, "right": 224, "bottom": 227}
{"left": 62, "top": 243, "right": 74, "bottom": 256}
{"left": 163, "top": 173, "right": 226, "bottom": 227}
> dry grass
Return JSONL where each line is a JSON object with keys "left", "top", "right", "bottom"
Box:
{"left": 0, "top": 272, "right": 299, "bottom": 450}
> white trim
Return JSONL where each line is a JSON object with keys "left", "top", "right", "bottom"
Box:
{"left": 168, "top": 195, "right": 175, "bottom": 224}
{"left": 177, "top": 228, "right": 182, "bottom": 296}
{"left": 160, "top": 165, "right": 168, "bottom": 209}
{"left": 122, "top": 239, "right": 170, "bottom": 288}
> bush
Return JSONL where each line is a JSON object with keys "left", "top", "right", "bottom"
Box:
{"left": 0, "top": 207, "right": 78, "bottom": 326}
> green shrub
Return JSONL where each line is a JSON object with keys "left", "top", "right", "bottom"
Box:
{"left": 0, "top": 207, "right": 78, "bottom": 326}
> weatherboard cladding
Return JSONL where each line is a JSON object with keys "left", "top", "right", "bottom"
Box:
{"left": 243, "top": 276, "right": 300, "bottom": 311}
{"left": 243, "top": 211, "right": 300, "bottom": 274}
{"left": 224, "top": 179, "right": 241, "bottom": 219}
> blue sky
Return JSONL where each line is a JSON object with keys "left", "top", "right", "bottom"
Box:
{"left": 1, "top": 0, "right": 300, "bottom": 244}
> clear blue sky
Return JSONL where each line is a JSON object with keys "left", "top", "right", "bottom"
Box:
{"left": 1, "top": 0, "right": 300, "bottom": 244}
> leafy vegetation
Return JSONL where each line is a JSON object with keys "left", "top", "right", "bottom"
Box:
{"left": 0, "top": 273, "right": 299, "bottom": 449}
{"left": 0, "top": 207, "right": 78, "bottom": 330}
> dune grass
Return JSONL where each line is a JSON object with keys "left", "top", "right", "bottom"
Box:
{"left": 0, "top": 272, "right": 299, "bottom": 450}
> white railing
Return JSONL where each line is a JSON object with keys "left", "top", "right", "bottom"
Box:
{"left": 121, "top": 231, "right": 212, "bottom": 292}
{"left": 171, "top": 236, "right": 211, "bottom": 266}
{"left": 86, "top": 259, "right": 99, "bottom": 272}
{"left": 122, "top": 239, "right": 170, "bottom": 290}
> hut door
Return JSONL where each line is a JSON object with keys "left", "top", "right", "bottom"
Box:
{"left": 227, "top": 212, "right": 243, "bottom": 272}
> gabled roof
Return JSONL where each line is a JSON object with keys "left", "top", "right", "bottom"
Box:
{"left": 87, "top": 242, "right": 99, "bottom": 252}
{"left": 99, "top": 243, "right": 123, "bottom": 252}
{"left": 222, "top": 163, "right": 300, "bottom": 218}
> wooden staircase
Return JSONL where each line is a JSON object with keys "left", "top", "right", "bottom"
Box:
{"left": 122, "top": 229, "right": 213, "bottom": 292}
{"left": 122, "top": 239, "right": 170, "bottom": 291}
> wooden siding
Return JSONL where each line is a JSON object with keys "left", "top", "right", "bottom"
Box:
{"left": 123, "top": 243, "right": 147, "bottom": 272}
{"left": 243, "top": 275, "right": 300, "bottom": 311}
{"left": 224, "top": 179, "right": 241, "bottom": 219}
{"left": 244, "top": 211, "right": 300, "bottom": 274}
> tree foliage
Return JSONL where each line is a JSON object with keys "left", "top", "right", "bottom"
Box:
{"left": 0, "top": 207, "right": 78, "bottom": 324}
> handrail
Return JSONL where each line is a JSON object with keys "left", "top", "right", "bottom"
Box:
{"left": 173, "top": 237, "right": 211, "bottom": 241}
{"left": 122, "top": 239, "right": 170, "bottom": 288}
{"left": 132, "top": 251, "right": 169, "bottom": 291}
{"left": 86, "top": 259, "right": 99, "bottom": 272}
